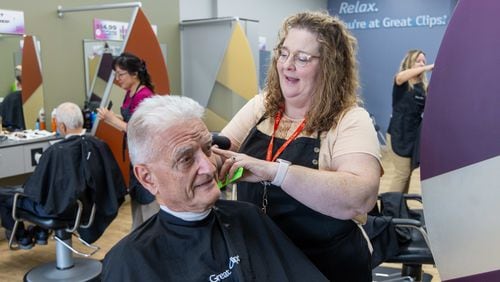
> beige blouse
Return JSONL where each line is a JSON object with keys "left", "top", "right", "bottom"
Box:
{"left": 222, "top": 94, "right": 381, "bottom": 224}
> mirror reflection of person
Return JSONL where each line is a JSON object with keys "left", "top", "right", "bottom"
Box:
{"left": 11, "top": 65, "right": 22, "bottom": 92}
{"left": 97, "top": 52, "right": 158, "bottom": 230}
{"left": 101, "top": 95, "right": 328, "bottom": 282}
{"left": 0, "top": 74, "right": 25, "bottom": 131}
{"left": 386, "top": 50, "right": 434, "bottom": 193}
{"left": 212, "top": 11, "right": 381, "bottom": 281}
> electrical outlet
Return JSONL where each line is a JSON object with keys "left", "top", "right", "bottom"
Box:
{"left": 31, "top": 148, "right": 43, "bottom": 166}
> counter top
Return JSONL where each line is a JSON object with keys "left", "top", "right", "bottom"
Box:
{"left": 0, "top": 131, "right": 61, "bottom": 179}
{"left": 0, "top": 130, "right": 59, "bottom": 148}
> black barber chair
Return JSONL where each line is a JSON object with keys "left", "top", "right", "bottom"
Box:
{"left": 366, "top": 193, "right": 435, "bottom": 282}
{"left": 9, "top": 193, "right": 101, "bottom": 282}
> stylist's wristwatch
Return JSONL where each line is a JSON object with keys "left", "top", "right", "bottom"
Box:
{"left": 271, "top": 159, "right": 291, "bottom": 187}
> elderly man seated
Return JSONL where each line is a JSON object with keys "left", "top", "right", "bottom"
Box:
{"left": 101, "top": 95, "right": 327, "bottom": 282}
{"left": 0, "top": 102, "right": 127, "bottom": 249}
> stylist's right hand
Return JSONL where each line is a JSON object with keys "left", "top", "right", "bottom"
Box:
{"left": 212, "top": 147, "right": 278, "bottom": 184}
{"left": 97, "top": 107, "right": 113, "bottom": 122}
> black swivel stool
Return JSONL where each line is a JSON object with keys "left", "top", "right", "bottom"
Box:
{"left": 9, "top": 193, "right": 101, "bottom": 282}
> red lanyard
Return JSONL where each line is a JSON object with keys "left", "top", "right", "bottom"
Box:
{"left": 266, "top": 110, "right": 306, "bottom": 162}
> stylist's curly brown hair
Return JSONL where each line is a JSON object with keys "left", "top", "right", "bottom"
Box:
{"left": 263, "top": 11, "right": 361, "bottom": 133}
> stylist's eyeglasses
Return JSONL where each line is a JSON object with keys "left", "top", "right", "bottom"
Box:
{"left": 276, "top": 48, "right": 320, "bottom": 68}
{"left": 115, "top": 71, "right": 129, "bottom": 78}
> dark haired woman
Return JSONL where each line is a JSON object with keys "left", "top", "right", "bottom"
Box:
{"left": 97, "top": 52, "right": 158, "bottom": 230}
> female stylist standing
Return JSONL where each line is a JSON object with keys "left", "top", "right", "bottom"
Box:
{"left": 386, "top": 49, "right": 433, "bottom": 193}
{"left": 97, "top": 52, "right": 158, "bottom": 230}
{"left": 214, "top": 11, "right": 381, "bottom": 281}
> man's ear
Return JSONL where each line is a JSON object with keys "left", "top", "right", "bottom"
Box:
{"left": 134, "top": 164, "right": 158, "bottom": 195}
{"left": 57, "top": 123, "right": 66, "bottom": 135}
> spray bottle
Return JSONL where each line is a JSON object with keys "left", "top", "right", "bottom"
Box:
{"left": 38, "top": 108, "right": 46, "bottom": 130}
{"left": 51, "top": 108, "right": 57, "bottom": 133}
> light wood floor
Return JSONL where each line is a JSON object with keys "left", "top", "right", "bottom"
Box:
{"left": 0, "top": 146, "right": 440, "bottom": 281}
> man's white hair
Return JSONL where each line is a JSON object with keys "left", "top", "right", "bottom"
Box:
{"left": 56, "top": 102, "right": 84, "bottom": 130}
{"left": 127, "top": 95, "right": 205, "bottom": 164}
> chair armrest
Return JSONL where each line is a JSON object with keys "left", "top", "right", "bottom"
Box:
{"left": 66, "top": 200, "right": 83, "bottom": 233}
{"left": 11, "top": 192, "right": 28, "bottom": 222}
{"left": 391, "top": 218, "right": 431, "bottom": 249}
{"left": 79, "top": 203, "right": 96, "bottom": 229}
{"left": 392, "top": 218, "right": 422, "bottom": 227}
{"left": 9, "top": 192, "right": 33, "bottom": 250}
{"left": 403, "top": 194, "right": 423, "bottom": 203}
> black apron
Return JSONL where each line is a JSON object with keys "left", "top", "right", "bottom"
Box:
{"left": 121, "top": 95, "right": 155, "bottom": 205}
{"left": 387, "top": 82, "right": 426, "bottom": 159}
{"left": 238, "top": 120, "right": 372, "bottom": 281}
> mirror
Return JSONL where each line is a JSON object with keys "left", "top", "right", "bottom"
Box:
{"left": 83, "top": 39, "right": 122, "bottom": 108}
{"left": 0, "top": 35, "right": 22, "bottom": 100}
{"left": 0, "top": 34, "right": 44, "bottom": 131}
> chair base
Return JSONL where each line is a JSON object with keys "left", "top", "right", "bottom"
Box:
{"left": 402, "top": 264, "right": 422, "bottom": 281}
{"left": 24, "top": 258, "right": 101, "bottom": 282}
{"left": 373, "top": 266, "right": 433, "bottom": 282}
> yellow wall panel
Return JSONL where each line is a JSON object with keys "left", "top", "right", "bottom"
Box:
{"left": 23, "top": 85, "right": 44, "bottom": 129}
{"left": 216, "top": 22, "right": 258, "bottom": 101}
{"left": 204, "top": 108, "right": 229, "bottom": 132}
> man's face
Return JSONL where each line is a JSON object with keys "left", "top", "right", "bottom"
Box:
{"left": 135, "top": 118, "right": 220, "bottom": 212}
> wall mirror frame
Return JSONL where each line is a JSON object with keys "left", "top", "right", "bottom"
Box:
{"left": 83, "top": 39, "right": 122, "bottom": 103}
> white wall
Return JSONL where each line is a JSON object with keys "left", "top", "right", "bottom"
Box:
{"left": 180, "top": 0, "right": 327, "bottom": 49}
{"left": 179, "top": 0, "right": 216, "bottom": 21}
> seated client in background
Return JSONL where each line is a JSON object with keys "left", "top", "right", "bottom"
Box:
{"left": 0, "top": 102, "right": 126, "bottom": 249}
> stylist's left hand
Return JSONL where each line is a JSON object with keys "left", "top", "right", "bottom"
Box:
{"left": 212, "top": 147, "right": 277, "bottom": 184}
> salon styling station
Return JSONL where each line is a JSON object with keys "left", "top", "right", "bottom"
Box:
{"left": 0, "top": 130, "right": 59, "bottom": 179}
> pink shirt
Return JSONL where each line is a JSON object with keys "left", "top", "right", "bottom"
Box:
{"left": 122, "top": 86, "right": 154, "bottom": 114}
